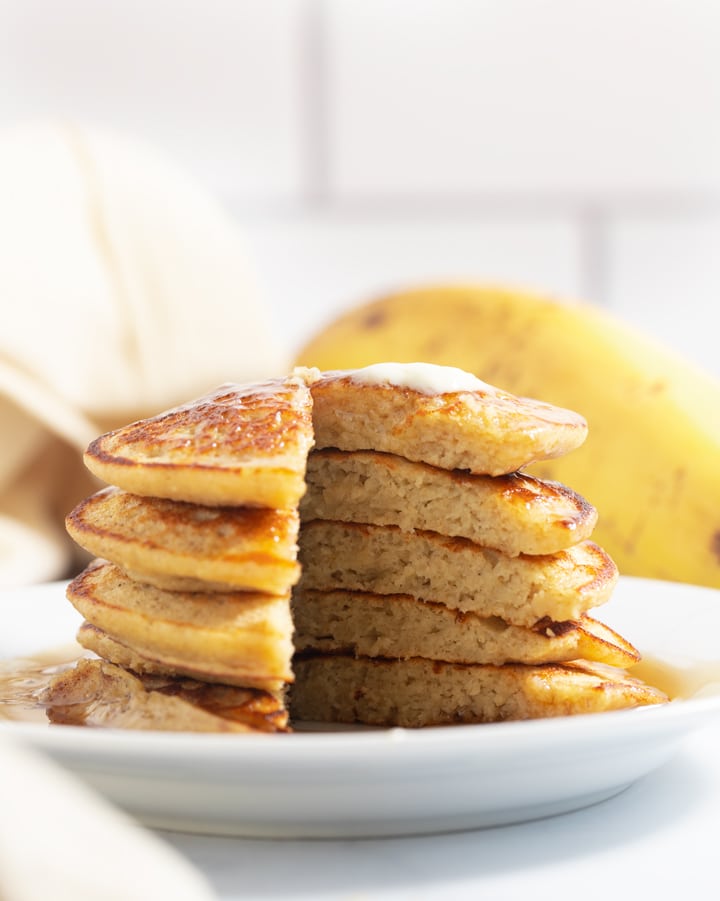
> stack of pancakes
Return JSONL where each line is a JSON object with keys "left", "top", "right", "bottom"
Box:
{"left": 56, "top": 364, "right": 665, "bottom": 732}
{"left": 290, "top": 366, "right": 665, "bottom": 726}
{"left": 59, "top": 378, "right": 314, "bottom": 732}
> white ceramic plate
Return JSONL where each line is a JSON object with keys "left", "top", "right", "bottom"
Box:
{"left": 1, "top": 576, "right": 720, "bottom": 838}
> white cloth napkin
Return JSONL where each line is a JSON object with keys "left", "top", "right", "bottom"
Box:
{"left": 0, "top": 121, "right": 287, "bottom": 587}
{"left": 0, "top": 734, "right": 216, "bottom": 900}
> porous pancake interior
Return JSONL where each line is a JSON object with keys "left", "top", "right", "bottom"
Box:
{"left": 287, "top": 366, "right": 663, "bottom": 725}
{"left": 305, "top": 369, "right": 588, "bottom": 476}
{"left": 302, "top": 450, "right": 597, "bottom": 555}
{"left": 291, "top": 655, "right": 667, "bottom": 728}
{"left": 292, "top": 588, "right": 639, "bottom": 668}
{"left": 298, "top": 520, "right": 618, "bottom": 626}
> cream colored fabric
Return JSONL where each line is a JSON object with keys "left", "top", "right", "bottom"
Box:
{"left": 0, "top": 121, "right": 286, "bottom": 587}
{"left": 0, "top": 735, "right": 216, "bottom": 900}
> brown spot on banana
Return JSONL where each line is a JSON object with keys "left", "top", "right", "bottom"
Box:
{"left": 362, "top": 310, "right": 387, "bottom": 329}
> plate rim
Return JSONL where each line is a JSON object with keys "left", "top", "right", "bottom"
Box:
{"left": 2, "top": 575, "right": 720, "bottom": 761}
{"left": 3, "top": 574, "right": 720, "bottom": 835}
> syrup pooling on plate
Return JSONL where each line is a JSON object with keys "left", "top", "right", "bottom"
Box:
{"left": 0, "top": 645, "right": 81, "bottom": 722}
{"left": 631, "top": 656, "right": 720, "bottom": 700}
{"left": 0, "top": 643, "right": 712, "bottom": 732}
{"left": 0, "top": 646, "right": 290, "bottom": 732}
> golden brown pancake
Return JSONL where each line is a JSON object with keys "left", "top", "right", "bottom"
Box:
{"left": 59, "top": 363, "right": 662, "bottom": 734}
{"left": 43, "top": 658, "right": 288, "bottom": 732}
{"left": 302, "top": 449, "right": 597, "bottom": 556}
{"left": 291, "top": 655, "right": 668, "bottom": 727}
{"left": 83, "top": 377, "right": 314, "bottom": 508}
{"left": 68, "top": 561, "right": 294, "bottom": 691}
{"left": 292, "top": 588, "right": 639, "bottom": 668}
{"left": 301, "top": 366, "right": 588, "bottom": 476}
{"left": 298, "top": 520, "right": 618, "bottom": 627}
{"left": 66, "top": 487, "right": 300, "bottom": 594}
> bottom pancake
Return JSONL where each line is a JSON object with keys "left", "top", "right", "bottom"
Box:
{"left": 43, "top": 658, "right": 288, "bottom": 732}
{"left": 290, "top": 654, "right": 668, "bottom": 728}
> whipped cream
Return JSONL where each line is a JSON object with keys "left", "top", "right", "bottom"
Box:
{"left": 348, "top": 362, "right": 493, "bottom": 395}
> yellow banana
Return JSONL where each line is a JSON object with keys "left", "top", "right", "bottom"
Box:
{"left": 295, "top": 284, "right": 720, "bottom": 588}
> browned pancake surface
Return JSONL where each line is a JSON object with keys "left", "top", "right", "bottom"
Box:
{"left": 83, "top": 377, "right": 313, "bottom": 507}
{"left": 66, "top": 487, "right": 300, "bottom": 593}
{"left": 43, "top": 657, "right": 288, "bottom": 732}
{"left": 68, "top": 561, "right": 294, "bottom": 691}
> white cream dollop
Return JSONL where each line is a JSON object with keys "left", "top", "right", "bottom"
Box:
{"left": 348, "top": 362, "right": 493, "bottom": 395}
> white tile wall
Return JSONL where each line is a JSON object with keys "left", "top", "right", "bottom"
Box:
{"left": 0, "top": 0, "right": 308, "bottom": 199}
{"left": 1, "top": 0, "right": 719, "bottom": 372}
{"left": 238, "top": 212, "right": 583, "bottom": 354}
{"left": 606, "top": 216, "right": 720, "bottom": 377}
{"left": 326, "top": 0, "right": 720, "bottom": 200}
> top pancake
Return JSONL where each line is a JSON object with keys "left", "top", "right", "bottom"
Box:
{"left": 300, "top": 364, "right": 588, "bottom": 476}
{"left": 83, "top": 377, "right": 314, "bottom": 508}
{"left": 291, "top": 654, "right": 667, "bottom": 728}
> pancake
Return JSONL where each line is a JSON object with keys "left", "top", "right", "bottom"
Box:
{"left": 83, "top": 377, "right": 314, "bottom": 508}
{"left": 68, "top": 561, "right": 294, "bottom": 691}
{"left": 298, "top": 520, "right": 617, "bottom": 626}
{"left": 302, "top": 449, "right": 597, "bottom": 556}
{"left": 291, "top": 655, "right": 668, "bottom": 727}
{"left": 66, "top": 487, "right": 300, "bottom": 593}
{"left": 301, "top": 364, "right": 588, "bottom": 476}
{"left": 291, "top": 588, "right": 639, "bottom": 667}
{"left": 43, "top": 658, "right": 288, "bottom": 732}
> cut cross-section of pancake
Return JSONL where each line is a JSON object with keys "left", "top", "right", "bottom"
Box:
{"left": 66, "top": 487, "right": 300, "bottom": 593}
{"left": 83, "top": 377, "right": 314, "bottom": 508}
{"left": 300, "top": 364, "right": 588, "bottom": 476}
{"left": 298, "top": 520, "right": 618, "bottom": 627}
{"left": 292, "top": 588, "right": 640, "bottom": 667}
{"left": 59, "top": 363, "right": 666, "bottom": 733}
{"left": 67, "top": 561, "right": 294, "bottom": 691}
{"left": 302, "top": 449, "right": 597, "bottom": 555}
{"left": 43, "top": 658, "right": 289, "bottom": 733}
{"left": 291, "top": 655, "right": 668, "bottom": 727}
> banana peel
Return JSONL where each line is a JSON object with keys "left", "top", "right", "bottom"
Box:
{"left": 295, "top": 284, "right": 720, "bottom": 589}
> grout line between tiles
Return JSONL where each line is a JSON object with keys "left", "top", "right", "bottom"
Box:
{"left": 577, "top": 210, "right": 610, "bottom": 306}
{"left": 300, "top": 0, "right": 330, "bottom": 205}
{"left": 224, "top": 194, "right": 720, "bottom": 222}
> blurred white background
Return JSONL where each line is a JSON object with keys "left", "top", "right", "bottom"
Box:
{"left": 1, "top": 0, "right": 719, "bottom": 373}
